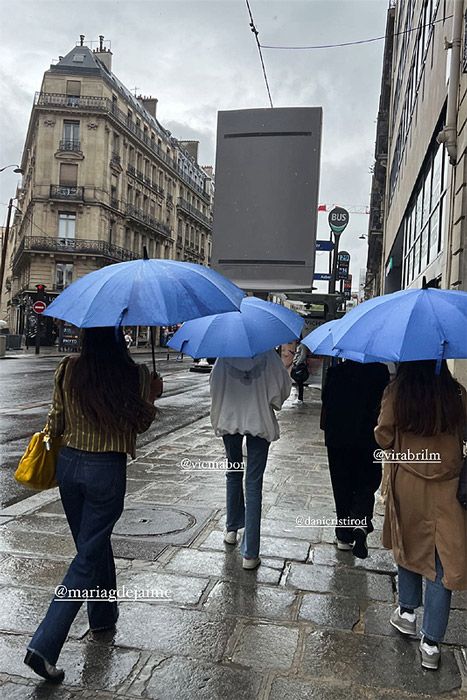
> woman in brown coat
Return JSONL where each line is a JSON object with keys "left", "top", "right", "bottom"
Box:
{"left": 375, "top": 360, "right": 466, "bottom": 671}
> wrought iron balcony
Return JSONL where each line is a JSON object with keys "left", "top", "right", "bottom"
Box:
{"left": 125, "top": 203, "right": 172, "bottom": 237}
{"left": 50, "top": 185, "right": 84, "bottom": 201}
{"left": 35, "top": 92, "right": 108, "bottom": 111}
{"left": 59, "top": 139, "right": 81, "bottom": 152}
{"left": 177, "top": 197, "right": 212, "bottom": 229}
{"left": 13, "top": 236, "right": 138, "bottom": 272}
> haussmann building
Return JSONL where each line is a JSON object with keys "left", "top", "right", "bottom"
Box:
{"left": 6, "top": 36, "right": 213, "bottom": 346}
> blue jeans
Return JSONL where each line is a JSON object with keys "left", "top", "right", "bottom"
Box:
{"left": 397, "top": 552, "right": 452, "bottom": 643}
{"left": 223, "top": 433, "right": 270, "bottom": 559}
{"left": 28, "top": 447, "right": 127, "bottom": 665}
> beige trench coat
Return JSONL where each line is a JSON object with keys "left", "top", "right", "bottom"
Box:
{"left": 375, "top": 384, "right": 467, "bottom": 591}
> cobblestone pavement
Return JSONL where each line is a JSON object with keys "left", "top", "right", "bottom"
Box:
{"left": 0, "top": 385, "right": 466, "bottom": 699}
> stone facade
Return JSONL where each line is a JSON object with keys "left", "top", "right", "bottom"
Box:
{"left": 367, "top": 0, "right": 467, "bottom": 383}
{"left": 6, "top": 38, "right": 213, "bottom": 342}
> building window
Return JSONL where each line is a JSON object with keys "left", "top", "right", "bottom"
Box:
{"left": 66, "top": 80, "right": 81, "bottom": 107}
{"left": 55, "top": 263, "right": 73, "bottom": 290}
{"left": 62, "top": 120, "right": 80, "bottom": 150}
{"left": 58, "top": 213, "right": 76, "bottom": 240}
{"left": 59, "top": 163, "right": 78, "bottom": 187}
{"left": 401, "top": 139, "right": 446, "bottom": 287}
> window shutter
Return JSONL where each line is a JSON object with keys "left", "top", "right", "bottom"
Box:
{"left": 66, "top": 80, "right": 81, "bottom": 96}
{"left": 59, "top": 163, "right": 78, "bottom": 186}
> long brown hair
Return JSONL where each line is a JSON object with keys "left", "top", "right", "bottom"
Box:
{"left": 68, "top": 327, "right": 154, "bottom": 432}
{"left": 392, "top": 361, "right": 464, "bottom": 436}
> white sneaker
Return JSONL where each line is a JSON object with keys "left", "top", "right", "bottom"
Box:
{"left": 242, "top": 557, "right": 261, "bottom": 570}
{"left": 223, "top": 530, "right": 237, "bottom": 545}
{"left": 334, "top": 537, "right": 352, "bottom": 551}
{"left": 292, "top": 398, "right": 303, "bottom": 405}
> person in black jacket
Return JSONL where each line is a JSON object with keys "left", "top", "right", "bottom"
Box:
{"left": 321, "top": 360, "right": 390, "bottom": 558}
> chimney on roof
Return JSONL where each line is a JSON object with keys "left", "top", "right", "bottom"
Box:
{"left": 138, "top": 95, "right": 158, "bottom": 119}
{"left": 179, "top": 141, "right": 199, "bottom": 163}
{"left": 93, "top": 34, "right": 113, "bottom": 72}
{"left": 80, "top": 35, "right": 85, "bottom": 46}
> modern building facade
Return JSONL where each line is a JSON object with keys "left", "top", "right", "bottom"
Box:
{"left": 366, "top": 0, "right": 467, "bottom": 382}
{"left": 6, "top": 36, "right": 213, "bottom": 343}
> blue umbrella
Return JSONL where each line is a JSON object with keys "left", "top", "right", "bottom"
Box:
{"left": 43, "top": 256, "right": 245, "bottom": 372}
{"left": 331, "top": 287, "right": 467, "bottom": 362}
{"left": 43, "top": 258, "right": 244, "bottom": 327}
{"left": 167, "top": 296, "right": 304, "bottom": 358}
{"left": 303, "top": 320, "right": 387, "bottom": 363}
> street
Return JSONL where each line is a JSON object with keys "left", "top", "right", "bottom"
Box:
{"left": 0, "top": 352, "right": 211, "bottom": 509}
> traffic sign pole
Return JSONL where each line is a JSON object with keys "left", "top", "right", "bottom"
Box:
{"left": 327, "top": 207, "right": 350, "bottom": 295}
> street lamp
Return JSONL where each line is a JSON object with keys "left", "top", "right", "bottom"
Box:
{"left": 0, "top": 164, "right": 22, "bottom": 174}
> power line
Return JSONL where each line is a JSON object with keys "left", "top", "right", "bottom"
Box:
{"left": 245, "top": 0, "right": 274, "bottom": 108}
{"left": 261, "top": 13, "right": 453, "bottom": 51}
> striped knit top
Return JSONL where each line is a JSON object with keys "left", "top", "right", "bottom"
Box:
{"left": 47, "top": 357, "right": 156, "bottom": 458}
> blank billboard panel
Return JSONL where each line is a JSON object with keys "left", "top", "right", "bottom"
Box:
{"left": 212, "top": 107, "right": 322, "bottom": 291}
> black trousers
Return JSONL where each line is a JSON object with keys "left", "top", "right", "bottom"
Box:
{"left": 326, "top": 446, "right": 382, "bottom": 543}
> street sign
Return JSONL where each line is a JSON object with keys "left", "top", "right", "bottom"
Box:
{"left": 328, "top": 207, "right": 350, "bottom": 235}
{"left": 315, "top": 240, "right": 334, "bottom": 251}
{"left": 313, "top": 272, "right": 332, "bottom": 281}
{"left": 33, "top": 301, "right": 47, "bottom": 314}
{"left": 337, "top": 250, "right": 350, "bottom": 280}
{"left": 344, "top": 275, "right": 352, "bottom": 300}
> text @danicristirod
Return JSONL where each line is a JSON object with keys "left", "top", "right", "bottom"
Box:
{"left": 295, "top": 516, "right": 368, "bottom": 528}
{"left": 53, "top": 584, "right": 172, "bottom": 602}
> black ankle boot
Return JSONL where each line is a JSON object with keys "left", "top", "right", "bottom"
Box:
{"left": 24, "top": 650, "right": 65, "bottom": 683}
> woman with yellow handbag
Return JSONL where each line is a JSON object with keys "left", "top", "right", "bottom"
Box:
{"left": 23, "top": 327, "right": 162, "bottom": 682}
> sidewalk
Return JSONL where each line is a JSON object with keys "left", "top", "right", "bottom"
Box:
{"left": 0, "top": 388, "right": 465, "bottom": 699}
{"left": 3, "top": 346, "right": 177, "bottom": 360}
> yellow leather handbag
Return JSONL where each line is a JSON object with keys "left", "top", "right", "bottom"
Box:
{"left": 15, "top": 428, "right": 60, "bottom": 490}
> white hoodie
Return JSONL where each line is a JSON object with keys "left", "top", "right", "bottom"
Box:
{"left": 209, "top": 349, "right": 292, "bottom": 443}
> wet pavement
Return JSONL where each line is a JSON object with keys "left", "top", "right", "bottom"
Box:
{"left": 0, "top": 382, "right": 466, "bottom": 699}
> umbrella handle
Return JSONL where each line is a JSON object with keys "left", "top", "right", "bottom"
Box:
{"left": 150, "top": 327, "right": 157, "bottom": 375}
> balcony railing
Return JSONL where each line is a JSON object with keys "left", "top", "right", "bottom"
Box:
{"left": 177, "top": 197, "right": 212, "bottom": 229}
{"left": 125, "top": 203, "right": 172, "bottom": 237}
{"left": 59, "top": 139, "right": 81, "bottom": 152}
{"left": 50, "top": 185, "right": 84, "bottom": 200}
{"left": 13, "top": 236, "right": 138, "bottom": 272}
{"left": 110, "top": 152, "right": 121, "bottom": 165}
{"left": 35, "top": 91, "right": 210, "bottom": 202}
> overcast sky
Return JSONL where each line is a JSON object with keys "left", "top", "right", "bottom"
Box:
{"left": 0, "top": 0, "right": 389, "bottom": 290}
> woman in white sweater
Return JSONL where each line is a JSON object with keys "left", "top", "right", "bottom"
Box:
{"left": 210, "top": 349, "right": 291, "bottom": 569}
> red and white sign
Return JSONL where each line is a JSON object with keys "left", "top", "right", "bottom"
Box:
{"left": 33, "top": 301, "right": 47, "bottom": 314}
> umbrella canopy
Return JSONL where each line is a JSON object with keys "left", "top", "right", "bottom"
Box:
{"left": 303, "top": 319, "right": 387, "bottom": 363}
{"left": 332, "top": 287, "right": 467, "bottom": 362}
{"left": 167, "top": 296, "right": 304, "bottom": 358}
{"left": 42, "top": 258, "right": 245, "bottom": 327}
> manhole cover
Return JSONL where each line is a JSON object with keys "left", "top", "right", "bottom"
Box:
{"left": 113, "top": 505, "right": 195, "bottom": 537}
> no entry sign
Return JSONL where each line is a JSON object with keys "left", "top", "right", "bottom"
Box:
{"left": 33, "top": 301, "right": 47, "bottom": 314}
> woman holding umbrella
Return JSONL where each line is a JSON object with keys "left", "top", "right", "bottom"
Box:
{"left": 25, "top": 327, "right": 162, "bottom": 682}
{"left": 168, "top": 296, "right": 300, "bottom": 569}
{"left": 375, "top": 360, "right": 467, "bottom": 671}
